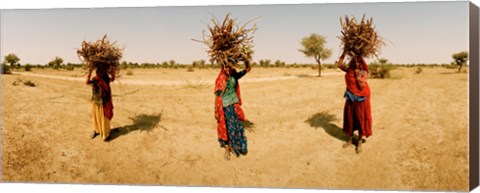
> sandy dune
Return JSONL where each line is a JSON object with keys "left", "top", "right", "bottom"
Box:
{"left": 1, "top": 67, "right": 469, "bottom": 191}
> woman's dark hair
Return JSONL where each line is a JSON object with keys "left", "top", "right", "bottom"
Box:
{"left": 96, "top": 67, "right": 110, "bottom": 82}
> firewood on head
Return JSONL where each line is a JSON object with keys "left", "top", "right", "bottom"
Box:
{"left": 338, "top": 14, "right": 384, "bottom": 60}
{"left": 77, "top": 35, "right": 123, "bottom": 78}
{"left": 194, "top": 13, "right": 257, "bottom": 70}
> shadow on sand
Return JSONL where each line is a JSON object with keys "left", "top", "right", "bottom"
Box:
{"left": 107, "top": 113, "right": 163, "bottom": 142}
{"left": 296, "top": 74, "right": 317, "bottom": 78}
{"left": 439, "top": 71, "right": 463, "bottom": 75}
{"left": 305, "top": 112, "right": 353, "bottom": 142}
{"left": 243, "top": 120, "right": 255, "bottom": 133}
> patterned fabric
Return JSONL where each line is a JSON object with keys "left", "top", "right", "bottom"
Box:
{"left": 214, "top": 69, "right": 246, "bottom": 141}
{"left": 222, "top": 76, "right": 240, "bottom": 107}
{"left": 88, "top": 75, "right": 113, "bottom": 120}
{"left": 218, "top": 105, "right": 248, "bottom": 156}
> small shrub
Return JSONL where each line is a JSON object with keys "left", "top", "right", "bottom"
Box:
{"left": 369, "top": 64, "right": 392, "bottom": 79}
{"left": 25, "top": 64, "right": 32, "bottom": 71}
{"left": 445, "top": 64, "right": 457, "bottom": 69}
{"left": 66, "top": 66, "right": 75, "bottom": 71}
{"left": 12, "top": 78, "right": 36, "bottom": 87}
{"left": 12, "top": 78, "right": 22, "bottom": 86}
{"left": 24, "top": 80, "right": 36, "bottom": 87}
{"left": 187, "top": 66, "right": 194, "bottom": 72}
{"left": 415, "top": 67, "right": 422, "bottom": 74}
{"left": 126, "top": 70, "right": 133, "bottom": 76}
{"left": 2, "top": 64, "right": 12, "bottom": 74}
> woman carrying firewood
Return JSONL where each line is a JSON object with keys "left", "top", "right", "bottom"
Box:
{"left": 86, "top": 66, "right": 115, "bottom": 141}
{"left": 337, "top": 50, "right": 372, "bottom": 154}
{"left": 337, "top": 15, "right": 383, "bottom": 153}
{"left": 195, "top": 13, "right": 256, "bottom": 160}
{"left": 214, "top": 61, "right": 251, "bottom": 160}
{"left": 78, "top": 35, "right": 122, "bottom": 141}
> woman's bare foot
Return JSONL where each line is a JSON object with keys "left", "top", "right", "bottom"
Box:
{"left": 356, "top": 139, "right": 363, "bottom": 154}
{"left": 343, "top": 138, "right": 353, "bottom": 148}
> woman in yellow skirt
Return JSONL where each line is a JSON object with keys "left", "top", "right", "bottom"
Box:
{"left": 86, "top": 67, "right": 115, "bottom": 141}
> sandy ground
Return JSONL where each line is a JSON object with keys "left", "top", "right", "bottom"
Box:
{"left": 1, "top": 67, "right": 469, "bottom": 191}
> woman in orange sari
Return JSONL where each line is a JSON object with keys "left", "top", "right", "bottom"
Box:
{"left": 86, "top": 66, "right": 115, "bottom": 141}
{"left": 337, "top": 50, "right": 372, "bottom": 154}
{"left": 214, "top": 62, "right": 251, "bottom": 160}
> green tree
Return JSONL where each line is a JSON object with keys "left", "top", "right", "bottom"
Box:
{"left": 299, "top": 34, "right": 332, "bottom": 77}
{"left": 259, "top": 59, "right": 265, "bottom": 66}
{"left": 209, "top": 58, "right": 215, "bottom": 68}
{"left": 120, "top": 61, "right": 128, "bottom": 69}
{"left": 48, "top": 56, "right": 63, "bottom": 69}
{"left": 378, "top": 58, "right": 388, "bottom": 65}
{"left": 199, "top": 59, "right": 206, "bottom": 68}
{"left": 4, "top": 53, "right": 20, "bottom": 66}
{"left": 275, "top": 60, "right": 285, "bottom": 67}
{"left": 452, "top": 51, "right": 468, "bottom": 73}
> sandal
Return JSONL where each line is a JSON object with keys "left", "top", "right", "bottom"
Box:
{"left": 224, "top": 146, "right": 231, "bottom": 161}
{"left": 356, "top": 146, "right": 363, "bottom": 154}
{"left": 356, "top": 141, "right": 363, "bottom": 154}
{"left": 91, "top": 131, "right": 98, "bottom": 139}
{"left": 342, "top": 139, "right": 353, "bottom": 148}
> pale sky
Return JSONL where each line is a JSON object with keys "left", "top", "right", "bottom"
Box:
{"left": 0, "top": 1, "right": 472, "bottom": 65}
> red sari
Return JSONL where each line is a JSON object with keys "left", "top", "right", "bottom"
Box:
{"left": 341, "top": 57, "right": 372, "bottom": 138}
{"left": 214, "top": 69, "right": 245, "bottom": 141}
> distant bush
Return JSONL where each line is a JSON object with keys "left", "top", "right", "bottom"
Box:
{"left": 2, "top": 63, "right": 12, "bottom": 74}
{"left": 25, "top": 64, "right": 32, "bottom": 71}
{"left": 66, "top": 66, "right": 75, "bottom": 71}
{"left": 445, "top": 63, "right": 457, "bottom": 69}
{"left": 187, "top": 66, "right": 194, "bottom": 72}
{"left": 415, "top": 67, "right": 422, "bottom": 74}
{"left": 126, "top": 70, "right": 133, "bottom": 76}
{"left": 369, "top": 64, "right": 393, "bottom": 79}
{"left": 324, "top": 64, "right": 337, "bottom": 69}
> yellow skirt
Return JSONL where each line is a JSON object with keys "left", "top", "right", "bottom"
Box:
{"left": 92, "top": 102, "right": 111, "bottom": 140}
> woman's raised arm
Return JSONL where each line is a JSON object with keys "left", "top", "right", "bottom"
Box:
{"left": 337, "top": 50, "right": 348, "bottom": 72}
{"left": 86, "top": 68, "right": 93, "bottom": 84}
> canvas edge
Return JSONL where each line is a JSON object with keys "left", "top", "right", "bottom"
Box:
{"left": 469, "top": 1, "right": 480, "bottom": 191}
{"left": 0, "top": 9, "right": 4, "bottom": 183}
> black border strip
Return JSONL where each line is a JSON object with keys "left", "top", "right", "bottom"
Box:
{"left": 470, "top": 1, "right": 479, "bottom": 191}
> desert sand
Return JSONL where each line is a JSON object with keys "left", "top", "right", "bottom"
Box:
{"left": 1, "top": 67, "right": 469, "bottom": 191}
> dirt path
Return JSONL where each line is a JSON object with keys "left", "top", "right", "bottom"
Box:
{"left": 12, "top": 71, "right": 343, "bottom": 85}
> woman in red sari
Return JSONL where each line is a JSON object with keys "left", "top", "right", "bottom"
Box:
{"left": 214, "top": 62, "right": 251, "bottom": 160}
{"left": 337, "top": 50, "right": 372, "bottom": 154}
{"left": 86, "top": 66, "right": 115, "bottom": 141}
